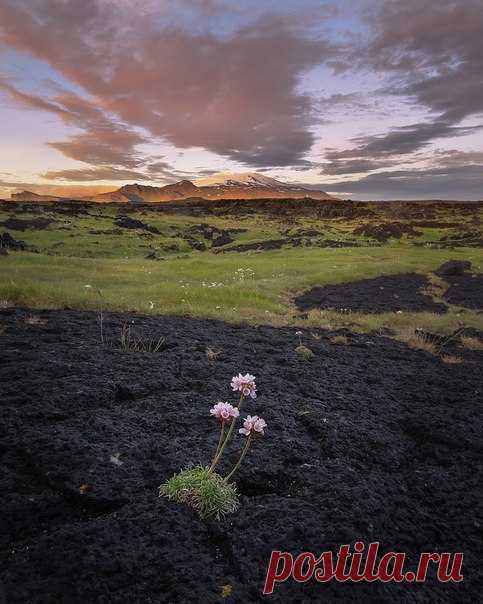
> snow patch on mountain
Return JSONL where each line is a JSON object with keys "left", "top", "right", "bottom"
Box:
{"left": 194, "top": 172, "right": 293, "bottom": 188}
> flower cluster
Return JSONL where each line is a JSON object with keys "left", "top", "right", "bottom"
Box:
{"left": 239, "top": 415, "right": 267, "bottom": 436}
{"left": 233, "top": 267, "right": 255, "bottom": 281}
{"left": 231, "top": 373, "right": 257, "bottom": 399}
{"left": 210, "top": 401, "right": 239, "bottom": 421}
{"left": 160, "top": 372, "right": 267, "bottom": 519}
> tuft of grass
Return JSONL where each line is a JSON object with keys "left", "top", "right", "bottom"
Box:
{"left": 395, "top": 327, "right": 439, "bottom": 355}
{"left": 420, "top": 273, "right": 448, "bottom": 302}
{"left": 119, "top": 322, "right": 165, "bottom": 353}
{"left": 159, "top": 466, "right": 239, "bottom": 520}
{"left": 295, "top": 344, "right": 314, "bottom": 360}
{"left": 206, "top": 346, "right": 223, "bottom": 362}
{"left": 441, "top": 355, "right": 463, "bottom": 364}
{"left": 330, "top": 335, "right": 349, "bottom": 345}
{"left": 304, "top": 308, "right": 482, "bottom": 336}
{"left": 460, "top": 335, "right": 483, "bottom": 351}
{"left": 23, "top": 314, "right": 47, "bottom": 326}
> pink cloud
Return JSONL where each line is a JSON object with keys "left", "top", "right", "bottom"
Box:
{"left": 0, "top": 1, "right": 333, "bottom": 168}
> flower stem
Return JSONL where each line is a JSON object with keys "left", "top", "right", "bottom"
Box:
{"left": 209, "top": 393, "right": 244, "bottom": 472}
{"left": 211, "top": 421, "right": 225, "bottom": 465}
{"left": 225, "top": 434, "right": 252, "bottom": 482}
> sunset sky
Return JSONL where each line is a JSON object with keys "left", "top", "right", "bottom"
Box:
{"left": 0, "top": 0, "right": 482, "bottom": 200}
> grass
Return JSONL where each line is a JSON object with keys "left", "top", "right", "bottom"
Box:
{"left": 394, "top": 327, "right": 440, "bottom": 355}
{"left": 118, "top": 322, "right": 165, "bottom": 353}
{"left": 295, "top": 344, "right": 314, "bottom": 360}
{"left": 1, "top": 246, "right": 482, "bottom": 322}
{"left": 159, "top": 466, "right": 239, "bottom": 520}
{"left": 441, "top": 355, "right": 464, "bottom": 364}
{"left": 1, "top": 203, "right": 482, "bottom": 335}
{"left": 23, "top": 314, "right": 48, "bottom": 326}
{"left": 460, "top": 335, "right": 483, "bottom": 350}
{"left": 304, "top": 307, "right": 483, "bottom": 335}
{"left": 206, "top": 346, "right": 223, "bottom": 362}
{"left": 330, "top": 335, "right": 350, "bottom": 345}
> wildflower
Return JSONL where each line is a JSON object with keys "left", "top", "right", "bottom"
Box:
{"left": 239, "top": 415, "right": 267, "bottom": 436}
{"left": 231, "top": 373, "right": 257, "bottom": 399}
{"left": 160, "top": 373, "right": 267, "bottom": 519}
{"left": 210, "top": 402, "right": 239, "bottom": 422}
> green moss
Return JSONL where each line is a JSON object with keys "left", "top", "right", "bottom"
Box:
{"left": 159, "top": 466, "right": 239, "bottom": 520}
{"left": 295, "top": 344, "right": 314, "bottom": 360}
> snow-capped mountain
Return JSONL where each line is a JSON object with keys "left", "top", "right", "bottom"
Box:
{"left": 91, "top": 173, "right": 335, "bottom": 202}
{"left": 14, "top": 172, "right": 336, "bottom": 203}
{"left": 194, "top": 172, "right": 296, "bottom": 188}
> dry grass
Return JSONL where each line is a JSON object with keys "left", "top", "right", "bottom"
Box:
{"left": 0, "top": 299, "right": 12, "bottom": 309}
{"left": 303, "top": 308, "right": 480, "bottom": 336}
{"left": 394, "top": 327, "right": 439, "bottom": 355}
{"left": 420, "top": 273, "right": 448, "bottom": 302}
{"left": 330, "top": 335, "right": 349, "bottom": 345}
{"left": 441, "top": 355, "right": 464, "bottom": 364}
{"left": 295, "top": 344, "right": 314, "bottom": 360}
{"left": 206, "top": 346, "right": 223, "bottom": 362}
{"left": 460, "top": 335, "right": 483, "bottom": 351}
{"left": 119, "top": 323, "right": 165, "bottom": 353}
{"left": 23, "top": 314, "right": 47, "bottom": 326}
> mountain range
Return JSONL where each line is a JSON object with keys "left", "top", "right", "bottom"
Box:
{"left": 11, "top": 172, "right": 336, "bottom": 203}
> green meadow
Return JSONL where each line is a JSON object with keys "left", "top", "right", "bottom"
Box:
{"left": 1, "top": 202, "right": 482, "bottom": 333}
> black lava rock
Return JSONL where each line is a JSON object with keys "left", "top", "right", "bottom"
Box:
{"left": 434, "top": 259, "right": 472, "bottom": 277}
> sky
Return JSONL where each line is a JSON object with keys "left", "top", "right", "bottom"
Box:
{"left": 0, "top": 0, "right": 482, "bottom": 200}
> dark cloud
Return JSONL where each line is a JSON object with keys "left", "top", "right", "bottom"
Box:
{"left": 321, "top": 121, "right": 482, "bottom": 175}
{"left": 367, "top": 0, "right": 483, "bottom": 122}
{"left": 42, "top": 158, "right": 189, "bottom": 183}
{"left": 321, "top": 0, "right": 483, "bottom": 179}
{"left": 321, "top": 157, "right": 396, "bottom": 176}
{"left": 316, "top": 151, "right": 483, "bottom": 200}
{"left": 0, "top": 0, "right": 334, "bottom": 168}
{"left": 346, "top": 0, "right": 483, "bottom": 167}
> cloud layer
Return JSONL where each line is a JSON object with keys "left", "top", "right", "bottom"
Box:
{"left": 0, "top": 0, "right": 481, "bottom": 198}
{"left": 0, "top": 0, "right": 333, "bottom": 173}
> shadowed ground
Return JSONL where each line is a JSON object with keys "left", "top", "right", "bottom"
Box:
{"left": 1, "top": 308, "right": 482, "bottom": 602}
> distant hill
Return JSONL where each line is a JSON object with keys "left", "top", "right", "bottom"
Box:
{"left": 93, "top": 180, "right": 201, "bottom": 203}
{"left": 11, "top": 173, "right": 337, "bottom": 203}
{"left": 11, "top": 191, "right": 66, "bottom": 202}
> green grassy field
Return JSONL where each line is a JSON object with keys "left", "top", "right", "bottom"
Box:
{"left": 1, "top": 201, "right": 482, "bottom": 334}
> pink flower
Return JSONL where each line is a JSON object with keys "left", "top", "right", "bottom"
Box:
{"left": 231, "top": 373, "right": 257, "bottom": 399}
{"left": 210, "top": 402, "right": 239, "bottom": 422}
{"left": 239, "top": 415, "right": 267, "bottom": 436}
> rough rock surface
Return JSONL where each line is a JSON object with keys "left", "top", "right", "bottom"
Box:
{"left": 1, "top": 309, "right": 481, "bottom": 602}
{"left": 295, "top": 274, "right": 447, "bottom": 314}
{"left": 443, "top": 273, "right": 483, "bottom": 309}
{"left": 434, "top": 260, "right": 472, "bottom": 277}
